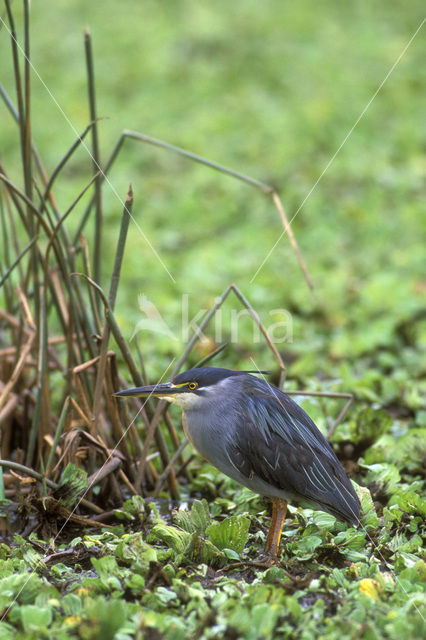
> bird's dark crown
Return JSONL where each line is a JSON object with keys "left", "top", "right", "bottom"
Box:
{"left": 172, "top": 367, "right": 262, "bottom": 389}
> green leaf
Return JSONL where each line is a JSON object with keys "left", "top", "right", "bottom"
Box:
{"left": 149, "top": 523, "right": 191, "bottom": 555}
{"left": 398, "top": 534, "right": 423, "bottom": 554}
{"left": 122, "top": 495, "right": 146, "bottom": 520}
{"left": 87, "top": 556, "right": 126, "bottom": 594}
{"left": 356, "top": 483, "right": 379, "bottom": 528}
{"left": 251, "top": 602, "right": 280, "bottom": 638}
{"left": 390, "top": 490, "right": 426, "bottom": 517}
{"left": 155, "top": 587, "right": 178, "bottom": 605}
{"left": 125, "top": 572, "right": 146, "bottom": 595}
{"left": 354, "top": 407, "right": 392, "bottom": 446}
{"left": 363, "top": 434, "right": 395, "bottom": 465}
{"left": 363, "top": 463, "right": 401, "bottom": 495}
{"left": 205, "top": 515, "right": 250, "bottom": 553}
{"left": 293, "top": 535, "right": 323, "bottom": 559}
{"left": 311, "top": 512, "right": 337, "bottom": 529}
{"left": 185, "top": 532, "right": 225, "bottom": 567}
{"left": 394, "top": 551, "right": 422, "bottom": 573}
{"left": 263, "top": 567, "right": 290, "bottom": 584}
{"left": 334, "top": 529, "right": 366, "bottom": 550}
{"left": 20, "top": 605, "right": 52, "bottom": 632}
{"left": 21, "top": 546, "right": 44, "bottom": 571}
{"left": 116, "top": 534, "right": 157, "bottom": 576}
{"left": 85, "top": 597, "right": 127, "bottom": 640}
{"left": 398, "top": 559, "right": 426, "bottom": 584}
{"left": 91, "top": 555, "right": 120, "bottom": 579}
{"left": 344, "top": 549, "right": 369, "bottom": 562}
{"left": 56, "top": 463, "right": 88, "bottom": 508}
{"left": 390, "top": 429, "right": 426, "bottom": 474}
{"left": 0, "top": 499, "right": 11, "bottom": 518}
{"left": 0, "top": 573, "right": 44, "bottom": 608}
{"left": 223, "top": 548, "right": 241, "bottom": 560}
{"left": 61, "top": 593, "right": 82, "bottom": 616}
{"left": 172, "top": 499, "right": 211, "bottom": 535}
{"left": 0, "top": 621, "right": 15, "bottom": 640}
{"left": 125, "top": 573, "right": 146, "bottom": 596}
{"left": 331, "top": 568, "right": 348, "bottom": 588}
{"left": 416, "top": 411, "right": 426, "bottom": 428}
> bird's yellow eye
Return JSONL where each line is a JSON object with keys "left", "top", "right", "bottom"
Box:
{"left": 188, "top": 382, "right": 197, "bottom": 390}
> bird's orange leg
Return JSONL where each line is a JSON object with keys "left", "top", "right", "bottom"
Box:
{"left": 265, "top": 498, "right": 287, "bottom": 556}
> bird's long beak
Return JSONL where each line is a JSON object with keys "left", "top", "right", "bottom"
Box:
{"left": 113, "top": 382, "right": 184, "bottom": 399}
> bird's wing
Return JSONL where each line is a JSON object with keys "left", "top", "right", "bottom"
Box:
{"left": 225, "top": 386, "right": 360, "bottom": 523}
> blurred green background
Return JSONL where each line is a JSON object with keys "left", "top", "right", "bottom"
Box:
{"left": 1, "top": 7, "right": 425, "bottom": 636}
{"left": 1, "top": 0, "right": 425, "bottom": 381}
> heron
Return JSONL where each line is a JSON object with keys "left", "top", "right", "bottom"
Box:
{"left": 114, "top": 367, "right": 361, "bottom": 556}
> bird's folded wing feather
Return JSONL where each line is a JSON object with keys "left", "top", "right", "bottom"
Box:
{"left": 225, "top": 388, "right": 360, "bottom": 523}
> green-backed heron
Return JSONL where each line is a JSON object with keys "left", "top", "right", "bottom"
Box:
{"left": 114, "top": 367, "right": 360, "bottom": 555}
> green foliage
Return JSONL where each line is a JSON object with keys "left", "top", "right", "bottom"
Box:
{"left": 86, "top": 556, "right": 125, "bottom": 594}
{"left": 78, "top": 597, "right": 127, "bottom": 640}
{"left": 389, "top": 490, "right": 426, "bottom": 518}
{"left": 1, "top": 0, "right": 425, "bottom": 638}
{"left": 116, "top": 533, "right": 158, "bottom": 577}
{"left": 172, "top": 499, "right": 211, "bottom": 535}
{"left": 113, "top": 495, "right": 147, "bottom": 523}
{"left": 333, "top": 408, "right": 393, "bottom": 450}
{"left": 149, "top": 523, "right": 191, "bottom": 557}
{"left": 56, "top": 463, "right": 88, "bottom": 509}
{"left": 19, "top": 606, "right": 52, "bottom": 634}
{"left": 355, "top": 408, "right": 393, "bottom": 447}
{"left": 0, "top": 573, "right": 46, "bottom": 609}
{"left": 205, "top": 515, "right": 251, "bottom": 554}
{"left": 358, "top": 483, "right": 380, "bottom": 529}
{"left": 0, "top": 507, "right": 425, "bottom": 640}
{"left": 363, "top": 463, "right": 401, "bottom": 495}
{"left": 147, "top": 500, "right": 251, "bottom": 565}
{"left": 389, "top": 429, "right": 426, "bottom": 474}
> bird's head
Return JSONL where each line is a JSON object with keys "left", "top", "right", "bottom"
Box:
{"left": 113, "top": 366, "right": 265, "bottom": 409}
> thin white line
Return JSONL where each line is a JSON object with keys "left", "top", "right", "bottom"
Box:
{"left": 251, "top": 17, "right": 426, "bottom": 283}
{"left": 249, "top": 357, "right": 425, "bottom": 623}
{"left": 0, "top": 16, "right": 176, "bottom": 283}
{"left": 0, "top": 358, "right": 176, "bottom": 622}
